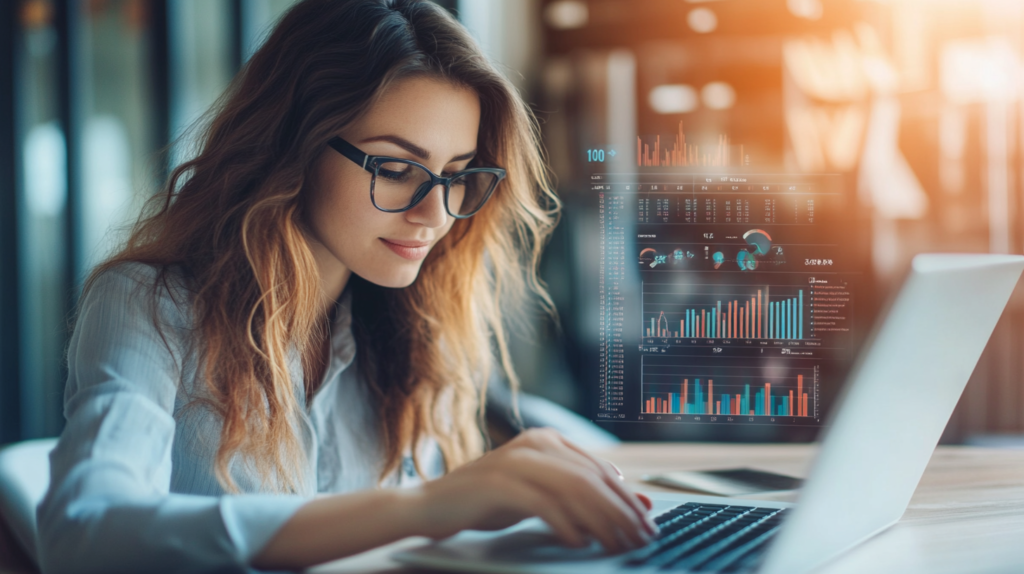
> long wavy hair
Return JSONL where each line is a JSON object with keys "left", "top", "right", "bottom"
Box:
{"left": 84, "top": 0, "right": 559, "bottom": 493}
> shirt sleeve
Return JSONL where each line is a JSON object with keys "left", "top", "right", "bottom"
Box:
{"left": 35, "top": 265, "right": 308, "bottom": 574}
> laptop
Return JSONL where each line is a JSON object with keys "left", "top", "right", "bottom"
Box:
{"left": 395, "top": 253, "right": 1024, "bottom": 574}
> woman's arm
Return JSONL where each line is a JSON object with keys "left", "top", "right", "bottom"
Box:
{"left": 37, "top": 266, "right": 307, "bottom": 574}
{"left": 255, "top": 428, "right": 657, "bottom": 570}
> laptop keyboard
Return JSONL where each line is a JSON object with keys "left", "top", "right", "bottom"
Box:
{"left": 625, "top": 502, "right": 788, "bottom": 572}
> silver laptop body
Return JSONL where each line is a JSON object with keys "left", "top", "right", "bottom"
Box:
{"left": 396, "top": 254, "right": 1024, "bottom": 574}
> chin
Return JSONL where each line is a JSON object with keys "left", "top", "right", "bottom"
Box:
{"left": 357, "top": 264, "right": 423, "bottom": 289}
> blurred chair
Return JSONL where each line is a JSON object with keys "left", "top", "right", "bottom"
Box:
{"left": 0, "top": 438, "right": 56, "bottom": 569}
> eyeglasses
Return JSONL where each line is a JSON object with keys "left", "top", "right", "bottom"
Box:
{"left": 327, "top": 137, "right": 506, "bottom": 219}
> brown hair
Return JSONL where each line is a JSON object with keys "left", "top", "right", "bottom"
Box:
{"left": 85, "top": 0, "right": 559, "bottom": 492}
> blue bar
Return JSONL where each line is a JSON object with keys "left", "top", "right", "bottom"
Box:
{"left": 792, "top": 297, "right": 797, "bottom": 339}
{"left": 799, "top": 290, "right": 804, "bottom": 339}
{"left": 786, "top": 299, "right": 791, "bottom": 339}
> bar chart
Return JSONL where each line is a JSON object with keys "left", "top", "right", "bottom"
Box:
{"left": 642, "top": 376, "right": 810, "bottom": 417}
{"left": 640, "top": 357, "right": 818, "bottom": 421}
{"left": 643, "top": 282, "right": 806, "bottom": 340}
{"left": 636, "top": 121, "right": 743, "bottom": 168}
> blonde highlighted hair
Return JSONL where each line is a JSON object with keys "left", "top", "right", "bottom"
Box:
{"left": 85, "top": 0, "right": 558, "bottom": 492}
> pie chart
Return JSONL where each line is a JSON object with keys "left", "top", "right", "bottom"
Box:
{"left": 743, "top": 229, "right": 772, "bottom": 255}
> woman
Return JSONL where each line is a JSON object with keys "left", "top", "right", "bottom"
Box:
{"left": 36, "top": 1, "right": 655, "bottom": 572}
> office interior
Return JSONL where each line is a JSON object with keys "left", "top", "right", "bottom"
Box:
{"left": 2, "top": 0, "right": 1024, "bottom": 569}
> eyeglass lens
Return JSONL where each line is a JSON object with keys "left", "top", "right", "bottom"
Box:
{"left": 372, "top": 159, "right": 498, "bottom": 216}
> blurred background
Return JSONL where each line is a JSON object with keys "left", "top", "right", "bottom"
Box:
{"left": 1, "top": 0, "right": 1023, "bottom": 448}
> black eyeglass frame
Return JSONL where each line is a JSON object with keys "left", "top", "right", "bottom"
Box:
{"left": 327, "top": 136, "right": 507, "bottom": 219}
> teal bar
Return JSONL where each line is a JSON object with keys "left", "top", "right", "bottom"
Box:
{"left": 799, "top": 290, "right": 804, "bottom": 339}
{"left": 722, "top": 393, "right": 731, "bottom": 415}
{"left": 792, "top": 297, "right": 797, "bottom": 339}
{"left": 650, "top": 317, "right": 654, "bottom": 336}
{"left": 785, "top": 299, "right": 791, "bottom": 339}
{"left": 743, "top": 384, "right": 750, "bottom": 415}
{"left": 717, "top": 301, "right": 722, "bottom": 337}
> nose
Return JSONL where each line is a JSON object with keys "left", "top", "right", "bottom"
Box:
{"left": 404, "top": 183, "right": 449, "bottom": 228}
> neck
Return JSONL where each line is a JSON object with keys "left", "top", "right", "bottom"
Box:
{"left": 307, "top": 236, "right": 352, "bottom": 318}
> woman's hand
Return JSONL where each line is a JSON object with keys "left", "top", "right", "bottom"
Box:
{"left": 408, "top": 428, "right": 658, "bottom": 553}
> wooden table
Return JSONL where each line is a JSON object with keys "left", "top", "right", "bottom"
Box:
{"left": 311, "top": 443, "right": 1024, "bottom": 574}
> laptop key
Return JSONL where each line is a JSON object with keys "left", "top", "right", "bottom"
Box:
{"left": 625, "top": 506, "right": 788, "bottom": 571}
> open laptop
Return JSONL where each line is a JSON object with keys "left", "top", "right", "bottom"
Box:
{"left": 395, "top": 253, "right": 1024, "bottom": 574}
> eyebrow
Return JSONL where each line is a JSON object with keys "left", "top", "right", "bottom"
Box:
{"left": 359, "top": 134, "right": 477, "bottom": 163}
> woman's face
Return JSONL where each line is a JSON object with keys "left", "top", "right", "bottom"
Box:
{"left": 306, "top": 76, "right": 481, "bottom": 290}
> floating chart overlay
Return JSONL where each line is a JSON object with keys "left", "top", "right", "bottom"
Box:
{"left": 643, "top": 282, "right": 809, "bottom": 341}
{"left": 640, "top": 356, "right": 819, "bottom": 422}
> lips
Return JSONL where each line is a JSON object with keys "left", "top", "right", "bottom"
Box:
{"left": 380, "top": 238, "right": 431, "bottom": 260}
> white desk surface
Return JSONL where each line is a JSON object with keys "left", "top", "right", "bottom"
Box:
{"left": 310, "top": 443, "right": 1024, "bottom": 574}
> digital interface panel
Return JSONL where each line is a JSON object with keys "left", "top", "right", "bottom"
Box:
{"left": 593, "top": 170, "right": 856, "bottom": 429}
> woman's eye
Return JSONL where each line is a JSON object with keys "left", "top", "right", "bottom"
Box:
{"left": 377, "top": 163, "right": 411, "bottom": 182}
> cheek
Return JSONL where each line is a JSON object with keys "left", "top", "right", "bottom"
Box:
{"left": 313, "top": 180, "right": 382, "bottom": 248}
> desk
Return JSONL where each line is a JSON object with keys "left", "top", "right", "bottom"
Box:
{"left": 311, "top": 443, "right": 1024, "bottom": 574}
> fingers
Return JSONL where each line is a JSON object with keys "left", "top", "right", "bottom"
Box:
{"left": 517, "top": 430, "right": 657, "bottom": 536}
{"left": 504, "top": 448, "right": 651, "bottom": 553}
{"left": 496, "top": 476, "right": 588, "bottom": 548}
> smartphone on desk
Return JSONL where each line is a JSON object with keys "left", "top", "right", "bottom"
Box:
{"left": 643, "top": 468, "right": 803, "bottom": 497}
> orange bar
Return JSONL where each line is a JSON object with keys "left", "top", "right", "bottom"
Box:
{"left": 732, "top": 301, "right": 738, "bottom": 338}
{"left": 750, "top": 298, "right": 755, "bottom": 338}
{"left": 701, "top": 309, "right": 706, "bottom": 338}
{"left": 682, "top": 380, "right": 688, "bottom": 415}
{"left": 708, "top": 380, "right": 714, "bottom": 414}
{"left": 757, "top": 291, "right": 762, "bottom": 338}
{"left": 802, "top": 393, "right": 809, "bottom": 417}
{"left": 734, "top": 394, "right": 741, "bottom": 416}
{"left": 797, "top": 375, "right": 804, "bottom": 416}
{"left": 716, "top": 400, "right": 721, "bottom": 415}
{"left": 646, "top": 398, "right": 651, "bottom": 413}
{"left": 765, "top": 383, "right": 771, "bottom": 415}
{"left": 789, "top": 390, "right": 794, "bottom": 416}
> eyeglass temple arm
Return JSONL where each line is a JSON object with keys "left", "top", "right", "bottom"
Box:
{"left": 327, "top": 137, "right": 372, "bottom": 171}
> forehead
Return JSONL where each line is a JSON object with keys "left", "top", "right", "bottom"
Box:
{"left": 345, "top": 75, "right": 481, "bottom": 154}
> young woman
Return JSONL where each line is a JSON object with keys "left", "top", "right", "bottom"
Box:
{"left": 36, "top": 1, "right": 655, "bottom": 572}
